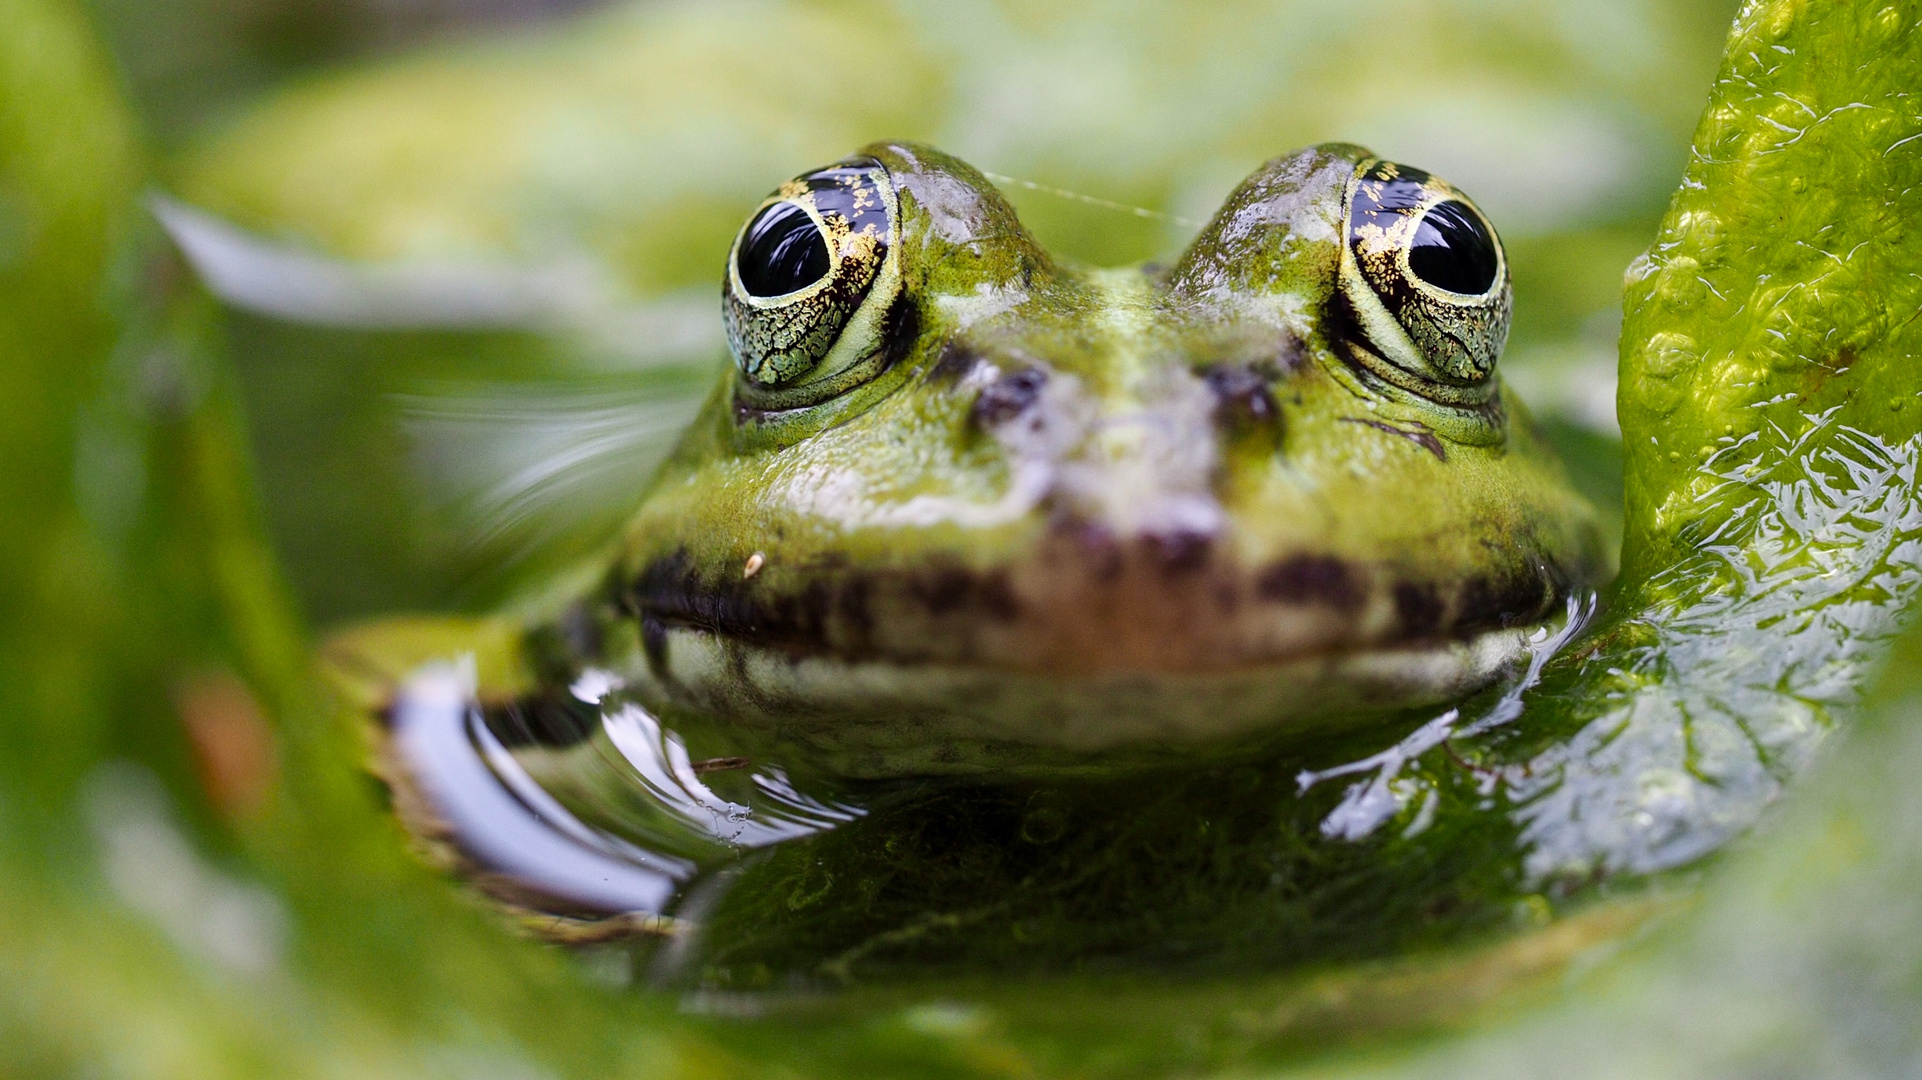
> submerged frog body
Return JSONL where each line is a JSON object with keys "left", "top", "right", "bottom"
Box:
{"left": 454, "top": 140, "right": 1605, "bottom": 778}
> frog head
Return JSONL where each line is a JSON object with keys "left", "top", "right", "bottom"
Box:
{"left": 588, "top": 141, "right": 1605, "bottom": 776}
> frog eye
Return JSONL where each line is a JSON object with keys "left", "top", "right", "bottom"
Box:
{"left": 724, "top": 159, "right": 903, "bottom": 409}
{"left": 1338, "top": 160, "right": 1511, "bottom": 408}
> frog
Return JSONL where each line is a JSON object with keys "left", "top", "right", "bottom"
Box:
{"left": 330, "top": 139, "right": 1606, "bottom": 782}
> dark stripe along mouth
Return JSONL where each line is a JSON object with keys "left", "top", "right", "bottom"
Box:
{"left": 626, "top": 543, "right": 1572, "bottom": 677}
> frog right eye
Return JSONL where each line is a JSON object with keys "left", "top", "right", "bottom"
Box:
{"left": 724, "top": 159, "right": 904, "bottom": 410}
{"left": 1338, "top": 159, "right": 1511, "bottom": 410}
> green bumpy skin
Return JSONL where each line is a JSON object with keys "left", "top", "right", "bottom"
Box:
{"left": 530, "top": 140, "right": 1606, "bottom": 776}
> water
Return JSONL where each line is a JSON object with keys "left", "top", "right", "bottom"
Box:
{"left": 1298, "top": 593, "right": 1597, "bottom": 842}
{"left": 389, "top": 658, "right": 859, "bottom": 922}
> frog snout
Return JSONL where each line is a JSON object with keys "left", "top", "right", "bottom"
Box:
{"left": 969, "top": 361, "right": 1279, "bottom": 549}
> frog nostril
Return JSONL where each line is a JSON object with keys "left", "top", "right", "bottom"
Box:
{"left": 973, "top": 368, "right": 1049, "bottom": 428}
{"left": 1201, "top": 364, "right": 1279, "bottom": 430}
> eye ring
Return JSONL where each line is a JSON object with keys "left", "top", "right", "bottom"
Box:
{"left": 1337, "top": 159, "right": 1511, "bottom": 408}
{"left": 723, "top": 159, "right": 902, "bottom": 409}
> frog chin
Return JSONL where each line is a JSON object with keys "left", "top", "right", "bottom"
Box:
{"left": 623, "top": 616, "right": 1548, "bottom": 778}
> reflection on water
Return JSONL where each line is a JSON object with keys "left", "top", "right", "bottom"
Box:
{"left": 1513, "top": 418, "right": 1922, "bottom": 880}
{"left": 598, "top": 690, "right": 860, "bottom": 848}
{"left": 1299, "top": 593, "right": 1597, "bottom": 841}
{"left": 393, "top": 661, "right": 683, "bottom": 913}
{"left": 391, "top": 658, "right": 860, "bottom": 921}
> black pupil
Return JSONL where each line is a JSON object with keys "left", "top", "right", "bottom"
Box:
{"left": 737, "top": 201, "right": 830, "bottom": 298}
{"left": 1407, "top": 200, "right": 1498, "bottom": 295}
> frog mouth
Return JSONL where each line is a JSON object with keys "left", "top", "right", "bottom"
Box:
{"left": 627, "top": 535, "right": 1572, "bottom": 681}
{"left": 617, "top": 532, "right": 1581, "bottom": 775}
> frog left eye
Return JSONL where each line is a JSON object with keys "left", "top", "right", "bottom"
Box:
{"left": 724, "top": 159, "right": 903, "bottom": 409}
{"left": 1339, "top": 160, "right": 1511, "bottom": 409}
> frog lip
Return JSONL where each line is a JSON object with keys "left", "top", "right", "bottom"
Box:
{"left": 627, "top": 534, "right": 1572, "bottom": 679}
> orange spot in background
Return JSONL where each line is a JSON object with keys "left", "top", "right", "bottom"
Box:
{"left": 174, "top": 671, "right": 278, "bottom": 821}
